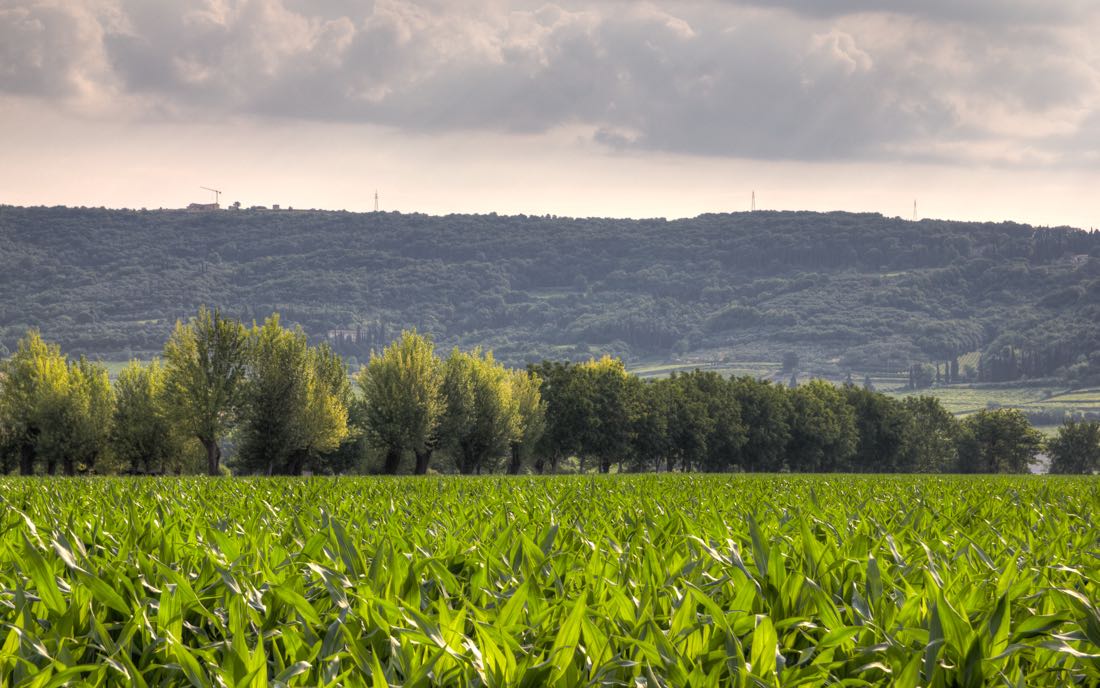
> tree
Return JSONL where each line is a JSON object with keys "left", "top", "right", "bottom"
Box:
{"left": 51, "top": 357, "right": 114, "bottom": 475}
{"left": 0, "top": 332, "right": 113, "bottom": 475}
{"left": 0, "top": 331, "right": 67, "bottom": 474}
{"left": 237, "top": 315, "right": 351, "bottom": 475}
{"left": 843, "top": 385, "right": 908, "bottom": 472}
{"left": 440, "top": 348, "right": 517, "bottom": 475}
{"left": 163, "top": 307, "right": 250, "bottom": 476}
{"left": 956, "top": 409, "right": 1043, "bottom": 473}
{"left": 111, "top": 360, "right": 189, "bottom": 474}
{"left": 1047, "top": 420, "right": 1100, "bottom": 474}
{"left": 629, "top": 379, "right": 672, "bottom": 472}
{"left": 730, "top": 377, "right": 790, "bottom": 472}
{"left": 899, "top": 396, "right": 959, "bottom": 473}
{"left": 787, "top": 380, "right": 857, "bottom": 472}
{"left": 357, "top": 330, "right": 443, "bottom": 474}
{"left": 580, "top": 356, "right": 635, "bottom": 473}
{"left": 507, "top": 369, "right": 546, "bottom": 474}
{"left": 529, "top": 361, "right": 589, "bottom": 474}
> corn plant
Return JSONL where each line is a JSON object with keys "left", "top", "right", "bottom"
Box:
{"left": 0, "top": 475, "right": 1097, "bottom": 686}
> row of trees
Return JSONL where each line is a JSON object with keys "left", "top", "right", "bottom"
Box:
{"left": 531, "top": 362, "right": 1095, "bottom": 474}
{"left": 2, "top": 309, "right": 1099, "bottom": 475}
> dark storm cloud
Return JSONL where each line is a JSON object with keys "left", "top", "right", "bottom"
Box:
{"left": 1, "top": 0, "right": 1098, "bottom": 165}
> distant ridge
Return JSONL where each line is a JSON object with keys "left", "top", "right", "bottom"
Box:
{"left": 1, "top": 205, "right": 1097, "bottom": 383}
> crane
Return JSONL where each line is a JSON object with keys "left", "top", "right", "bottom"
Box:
{"left": 200, "top": 186, "right": 223, "bottom": 208}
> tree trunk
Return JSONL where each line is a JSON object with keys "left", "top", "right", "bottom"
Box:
{"left": 20, "top": 443, "right": 35, "bottom": 476}
{"left": 383, "top": 446, "right": 402, "bottom": 474}
{"left": 550, "top": 452, "right": 560, "bottom": 474}
{"left": 414, "top": 449, "right": 432, "bottom": 475}
{"left": 508, "top": 444, "right": 522, "bottom": 475}
{"left": 533, "top": 456, "right": 545, "bottom": 474}
{"left": 63, "top": 456, "right": 75, "bottom": 476}
{"left": 460, "top": 448, "right": 477, "bottom": 475}
{"left": 203, "top": 438, "right": 221, "bottom": 476}
{"left": 47, "top": 458, "right": 57, "bottom": 475}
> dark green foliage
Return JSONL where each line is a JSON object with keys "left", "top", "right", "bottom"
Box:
{"left": 1046, "top": 420, "right": 1100, "bottom": 474}
{"left": 2, "top": 206, "right": 1099, "bottom": 379}
{"left": 957, "top": 409, "right": 1044, "bottom": 473}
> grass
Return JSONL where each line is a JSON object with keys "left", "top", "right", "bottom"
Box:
{"left": 0, "top": 475, "right": 1097, "bottom": 686}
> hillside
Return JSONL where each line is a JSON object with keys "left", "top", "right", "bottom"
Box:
{"left": 1, "top": 205, "right": 1099, "bottom": 383}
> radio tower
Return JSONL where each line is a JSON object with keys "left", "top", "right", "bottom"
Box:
{"left": 374, "top": 190, "right": 379, "bottom": 213}
{"left": 913, "top": 199, "right": 917, "bottom": 222}
{"left": 751, "top": 190, "right": 756, "bottom": 212}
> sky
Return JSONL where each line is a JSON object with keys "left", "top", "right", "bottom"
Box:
{"left": 2, "top": 0, "right": 1099, "bottom": 227}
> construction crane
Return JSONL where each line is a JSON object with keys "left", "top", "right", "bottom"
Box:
{"left": 200, "top": 186, "right": 223, "bottom": 208}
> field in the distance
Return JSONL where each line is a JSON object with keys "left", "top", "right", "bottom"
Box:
{"left": 1, "top": 476, "right": 1097, "bottom": 686}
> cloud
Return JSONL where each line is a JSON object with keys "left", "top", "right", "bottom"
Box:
{"left": 733, "top": 0, "right": 1097, "bottom": 25}
{"left": 1, "top": 0, "right": 1098, "bottom": 166}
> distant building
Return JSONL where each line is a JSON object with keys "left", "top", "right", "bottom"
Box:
{"left": 186, "top": 202, "right": 219, "bottom": 211}
{"left": 327, "top": 328, "right": 360, "bottom": 342}
{"left": 272, "top": 204, "right": 281, "bottom": 211}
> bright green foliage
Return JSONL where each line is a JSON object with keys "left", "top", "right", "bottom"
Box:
{"left": 506, "top": 370, "right": 546, "bottom": 474}
{"left": 1047, "top": 420, "right": 1100, "bottom": 474}
{"left": 440, "top": 348, "right": 517, "bottom": 475}
{"left": 958, "top": 409, "right": 1044, "bottom": 473}
{"left": 46, "top": 357, "right": 114, "bottom": 476}
{"left": 0, "top": 332, "right": 113, "bottom": 475}
{"left": 163, "top": 306, "right": 250, "bottom": 475}
{"left": 356, "top": 330, "right": 444, "bottom": 474}
{"left": 0, "top": 475, "right": 1097, "bottom": 686}
{"left": 237, "top": 316, "right": 351, "bottom": 475}
{"left": 111, "top": 360, "right": 190, "bottom": 474}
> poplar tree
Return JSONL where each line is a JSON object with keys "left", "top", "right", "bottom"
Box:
{"left": 163, "top": 307, "right": 249, "bottom": 476}
{"left": 111, "top": 360, "right": 188, "bottom": 474}
{"left": 357, "top": 330, "right": 443, "bottom": 474}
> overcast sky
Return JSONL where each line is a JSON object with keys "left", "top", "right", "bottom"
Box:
{"left": 3, "top": 0, "right": 1099, "bottom": 226}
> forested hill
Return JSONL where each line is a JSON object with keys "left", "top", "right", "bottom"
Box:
{"left": 2, "top": 205, "right": 1099, "bottom": 380}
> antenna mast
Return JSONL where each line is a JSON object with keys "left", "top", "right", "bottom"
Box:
{"left": 913, "top": 199, "right": 917, "bottom": 222}
{"left": 751, "top": 190, "right": 756, "bottom": 212}
{"left": 374, "top": 190, "right": 379, "bottom": 213}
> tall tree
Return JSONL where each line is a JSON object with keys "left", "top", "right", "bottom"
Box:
{"left": 843, "top": 385, "right": 908, "bottom": 472}
{"left": 52, "top": 357, "right": 114, "bottom": 475}
{"left": 629, "top": 379, "right": 672, "bottom": 472}
{"left": 111, "top": 360, "right": 189, "bottom": 474}
{"left": 730, "top": 377, "right": 791, "bottom": 472}
{"left": 506, "top": 369, "right": 546, "bottom": 474}
{"left": 0, "top": 331, "right": 70, "bottom": 475}
{"left": 956, "top": 409, "right": 1043, "bottom": 473}
{"left": 237, "top": 316, "right": 351, "bottom": 475}
{"left": 357, "top": 330, "right": 443, "bottom": 474}
{"left": 440, "top": 348, "right": 517, "bottom": 475}
{"left": 899, "top": 396, "right": 959, "bottom": 473}
{"left": 1046, "top": 420, "right": 1100, "bottom": 474}
{"left": 163, "top": 307, "right": 250, "bottom": 476}
{"left": 0, "top": 332, "right": 113, "bottom": 475}
{"left": 581, "top": 356, "right": 634, "bottom": 473}
{"left": 786, "top": 380, "right": 857, "bottom": 472}
{"left": 530, "top": 361, "right": 589, "bottom": 474}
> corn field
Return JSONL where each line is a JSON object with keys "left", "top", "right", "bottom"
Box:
{"left": 0, "top": 475, "right": 1097, "bottom": 686}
